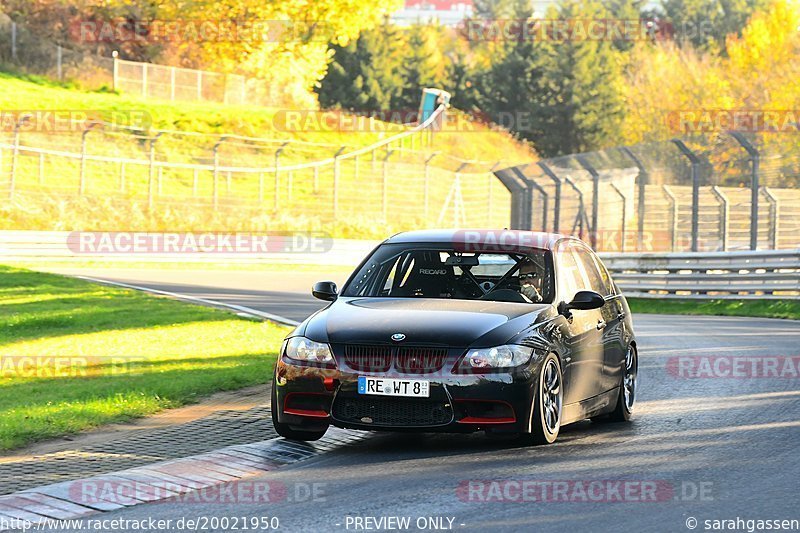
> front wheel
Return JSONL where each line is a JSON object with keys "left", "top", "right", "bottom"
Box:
{"left": 523, "top": 353, "right": 563, "bottom": 445}
{"left": 270, "top": 379, "right": 328, "bottom": 441}
{"left": 609, "top": 344, "right": 637, "bottom": 422}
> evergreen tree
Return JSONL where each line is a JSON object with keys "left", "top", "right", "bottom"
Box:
{"left": 317, "top": 19, "right": 404, "bottom": 111}
{"left": 529, "top": 0, "right": 625, "bottom": 155}
{"left": 661, "top": 0, "right": 771, "bottom": 51}
{"left": 397, "top": 24, "right": 451, "bottom": 111}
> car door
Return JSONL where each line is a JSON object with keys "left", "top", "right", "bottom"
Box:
{"left": 554, "top": 243, "right": 605, "bottom": 405}
{"left": 588, "top": 250, "right": 628, "bottom": 392}
{"left": 573, "top": 245, "right": 626, "bottom": 393}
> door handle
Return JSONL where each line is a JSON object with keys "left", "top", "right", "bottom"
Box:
{"left": 596, "top": 320, "right": 606, "bottom": 330}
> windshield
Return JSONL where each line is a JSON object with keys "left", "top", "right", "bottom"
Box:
{"left": 342, "top": 243, "right": 554, "bottom": 304}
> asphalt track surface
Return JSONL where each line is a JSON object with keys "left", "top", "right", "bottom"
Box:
{"left": 46, "top": 268, "right": 800, "bottom": 533}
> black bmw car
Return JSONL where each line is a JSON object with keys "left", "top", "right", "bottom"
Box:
{"left": 271, "top": 230, "right": 638, "bottom": 445}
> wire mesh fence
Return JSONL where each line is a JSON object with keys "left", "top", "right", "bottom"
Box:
{"left": 497, "top": 132, "right": 800, "bottom": 252}
{"left": 0, "top": 19, "right": 292, "bottom": 107}
{"left": 0, "top": 106, "right": 510, "bottom": 236}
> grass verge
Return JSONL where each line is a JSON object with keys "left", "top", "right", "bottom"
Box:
{"left": 0, "top": 265, "right": 290, "bottom": 450}
{"left": 628, "top": 298, "right": 800, "bottom": 320}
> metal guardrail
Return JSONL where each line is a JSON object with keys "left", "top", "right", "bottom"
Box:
{"left": 602, "top": 249, "right": 800, "bottom": 299}
{"left": 2, "top": 232, "right": 797, "bottom": 300}
{"left": 0, "top": 231, "right": 379, "bottom": 266}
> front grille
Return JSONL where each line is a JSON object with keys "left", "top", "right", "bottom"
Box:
{"left": 343, "top": 345, "right": 392, "bottom": 372}
{"left": 396, "top": 347, "right": 448, "bottom": 374}
{"left": 332, "top": 396, "right": 453, "bottom": 427}
{"left": 339, "top": 344, "right": 448, "bottom": 373}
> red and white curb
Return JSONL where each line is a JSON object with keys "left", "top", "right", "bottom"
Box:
{"left": 0, "top": 428, "right": 366, "bottom": 530}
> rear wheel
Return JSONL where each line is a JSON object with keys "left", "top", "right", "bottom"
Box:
{"left": 523, "top": 353, "right": 563, "bottom": 445}
{"left": 270, "top": 379, "right": 328, "bottom": 441}
{"left": 608, "top": 344, "right": 637, "bottom": 422}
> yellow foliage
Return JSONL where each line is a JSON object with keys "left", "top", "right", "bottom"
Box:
{"left": 622, "top": 0, "right": 800, "bottom": 144}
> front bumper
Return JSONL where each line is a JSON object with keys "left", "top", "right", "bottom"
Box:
{"left": 273, "top": 357, "right": 539, "bottom": 433}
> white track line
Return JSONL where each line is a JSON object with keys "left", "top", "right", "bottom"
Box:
{"left": 76, "top": 275, "right": 301, "bottom": 327}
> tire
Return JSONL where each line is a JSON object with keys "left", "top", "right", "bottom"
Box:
{"left": 270, "top": 378, "right": 328, "bottom": 442}
{"left": 523, "top": 353, "right": 563, "bottom": 445}
{"left": 608, "top": 344, "right": 637, "bottom": 422}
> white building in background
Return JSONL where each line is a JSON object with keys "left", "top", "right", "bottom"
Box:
{"left": 391, "top": 1, "right": 567, "bottom": 27}
{"left": 392, "top": 0, "right": 475, "bottom": 27}
{"left": 390, "top": 1, "right": 662, "bottom": 26}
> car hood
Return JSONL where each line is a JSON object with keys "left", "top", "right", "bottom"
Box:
{"left": 301, "top": 297, "right": 551, "bottom": 348}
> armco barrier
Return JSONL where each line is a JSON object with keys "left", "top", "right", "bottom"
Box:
{"left": 602, "top": 249, "right": 799, "bottom": 299}
{"left": 1, "top": 232, "right": 796, "bottom": 299}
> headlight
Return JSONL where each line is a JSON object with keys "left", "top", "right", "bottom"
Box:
{"left": 457, "top": 345, "right": 534, "bottom": 372}
{"left": 284, "top": 337, "right": 335, "bottom": 365}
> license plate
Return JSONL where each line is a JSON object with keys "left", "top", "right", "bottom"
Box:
{"left": 358, "top": 376, "right": 430, "bottom": 398}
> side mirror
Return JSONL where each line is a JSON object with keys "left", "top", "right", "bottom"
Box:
{"left": 558, "top": 290, "right": 604, "bottom": 317}
{"left": 312, "top": 281, "right": 338, "bottom": 301}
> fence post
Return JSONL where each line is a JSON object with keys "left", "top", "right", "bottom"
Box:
{"left": 710, "top": 186, "right": 729, "bottom": 251}
{"left": 11, "top": 22, "right": 17, "bottom": 62}
{"left": 170, "top": 67, "right": 176, "bottom": 101}
{"left": 488, "top": 161, "right": 503, "bottom": 225}
{"left": 609, "top": 183, "right": 626, "bottom": 252}
{"left": 576, "top": 156, "right": 600, "bottom": 248}
{"left": 141, "top": 62, "right": 148, "bottom": 98}
{"left": 158, "top": 167, "right": 164, "bottom": 195}
{"left": 537, "top": 162, "right": 562, "bottom": 233}
{"left": 120, "top": 162, "right": 126, "bottom": 192}
{"left": 226, "top": 171, "right": 231, "bottom": 193}
{"left": 112, "top": 51, "right": 119, "bottom": 91}
{"left": 9, "top": 115, "right": 30, "bottom": 200}
{"left": 619, "top": 147, "right": 649, "bottom": 251}
{"left": 212, "top": 137, "right": 225, "bottom": 210}
{"left": 287, "top": 171, "right": 293, "bottom": 203}
{"left": 563, "top": 176, "right": 586, "bottom": 238}
{"left": 258, "top": 172, "right": 264, "bottom": 203}
{"left": 197, "top": 71, "right": 202, "bottom": 100}
{"left": 729, "top": 132, "right": 760, "bottom": 250}
{"left": 424, "top": 153, "right": 438, "bottom": 221}
{"left": 38, "top": 153, "right": 45, "bottom": 184}
{"left": 354, "top": 154, "right": 359, "bottom": 182}
{"left": 672, "top": 139, "right": 702, "bottom": 252}
{"left": 762, "top": 187, "right": 779, "bottom": 249}
{"left": 57, "top": 45, "right": 63, "bottom": 80}
{"left": 333, "top": 146, "right": 346, "bottom": 219}
{"left": 79, "top": 123, "right": 100, "bottom": 196}
{"left": 148, "top": 132, "right": 164, "bottom": 209}
{"left": 663, "top": 185, "right": 678, "bottom": 251}
{"left": 382, "top": 150, "right": 394, "bottom": 222}
{"left": 273, "top": 141, "right": 289, "bottom": 211}
{"left": 193, "top": 168, "right": 199, "bottom": 196}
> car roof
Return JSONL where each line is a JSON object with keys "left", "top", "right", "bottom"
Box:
{"left": 383, "top": 229, "right": 580, "bottom": 251}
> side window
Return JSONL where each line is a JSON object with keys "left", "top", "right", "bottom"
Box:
{"left": 573, "top": 246, "right": 609, "bottom": 296}
{"left": 555, "top": 245, "right": 584, "bottom": 302}
{"left": 592, "top": 254, "right": 616, "bottom": 296}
